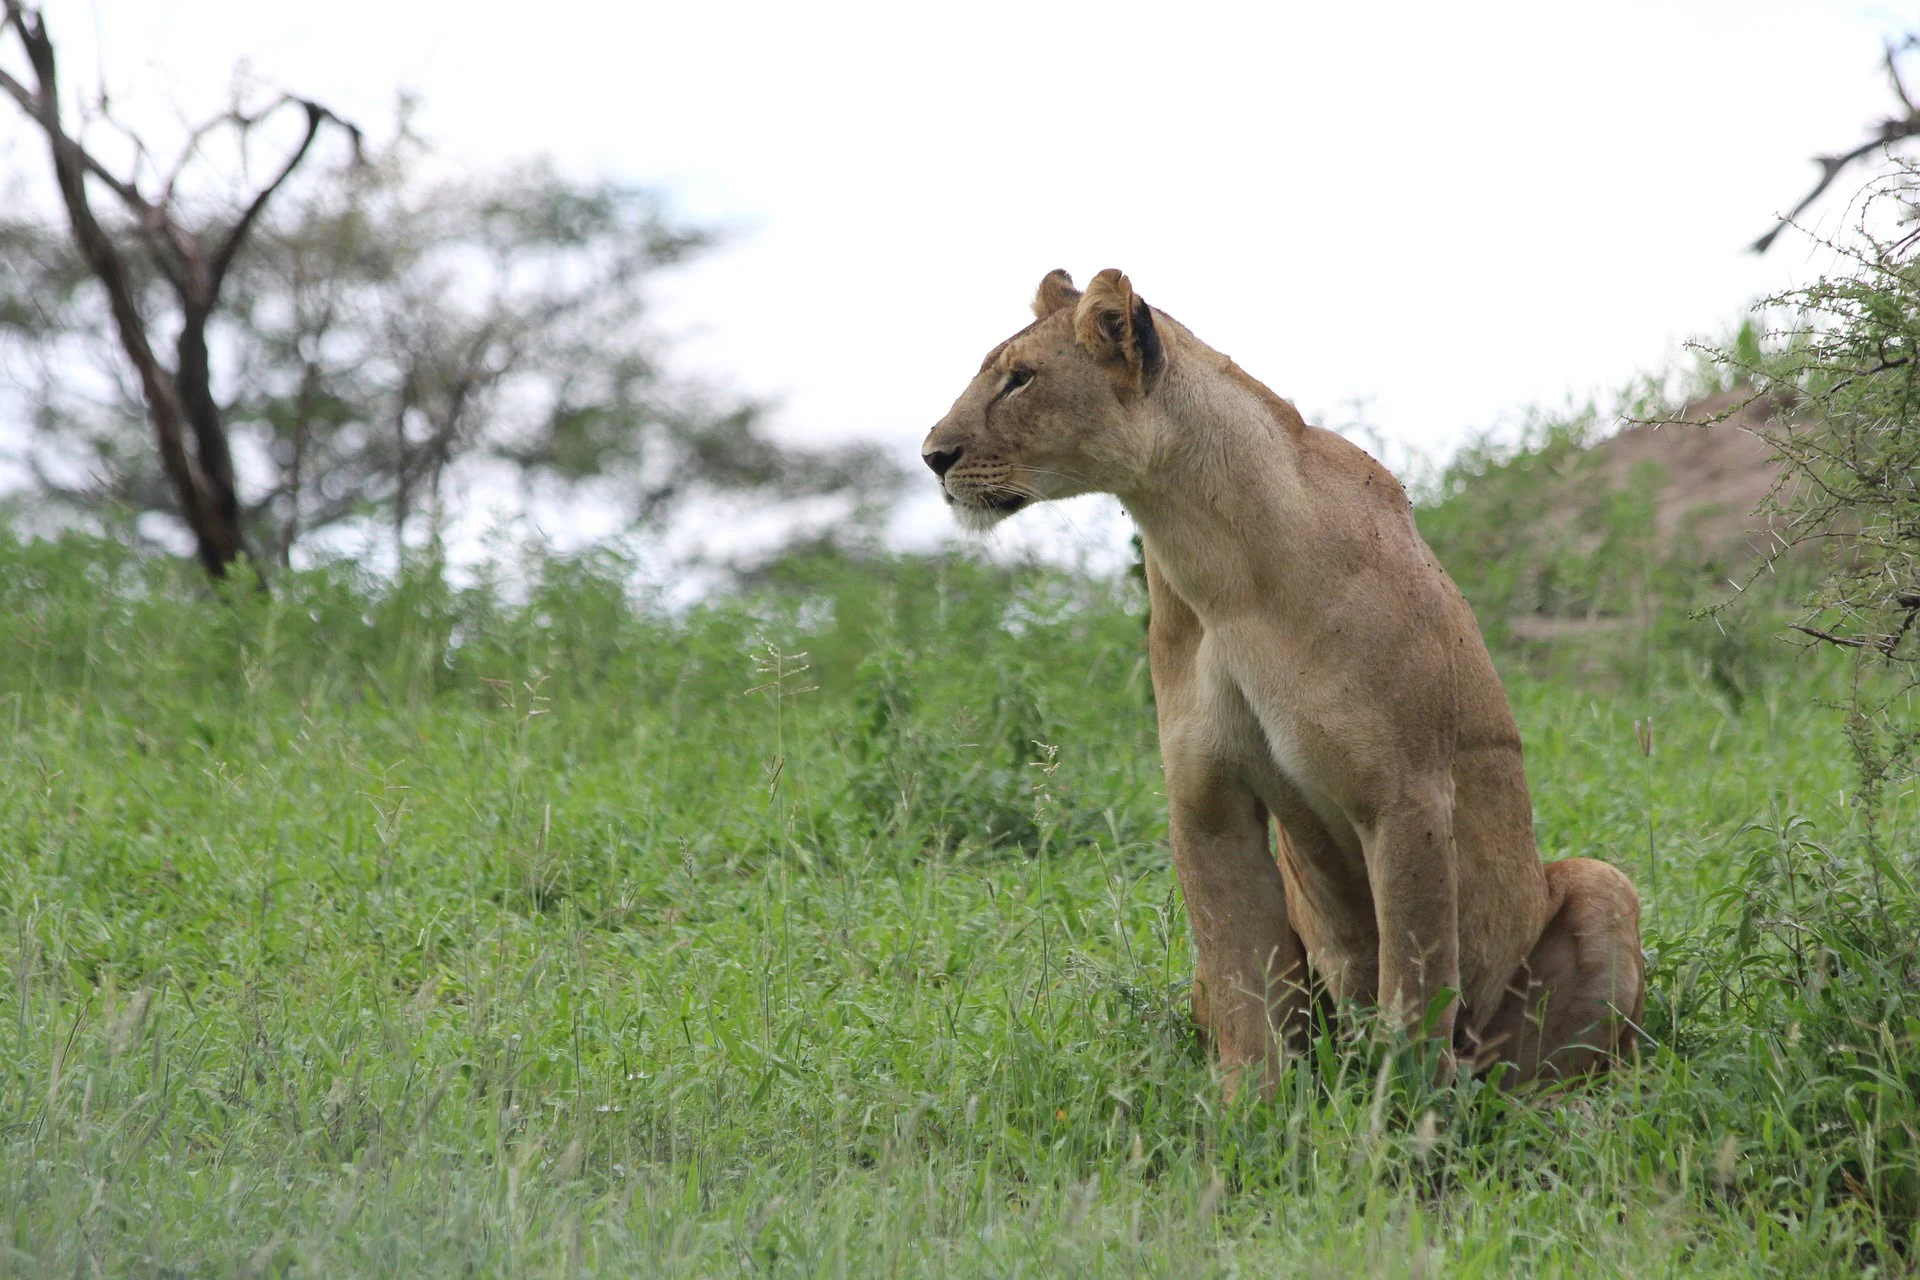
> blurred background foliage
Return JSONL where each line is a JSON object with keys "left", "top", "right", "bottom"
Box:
{"left": 0, "top": 101, "right": 900, "bottom": 569}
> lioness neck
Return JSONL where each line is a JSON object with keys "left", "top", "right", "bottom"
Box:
{"left": 1116, "top": 351, "right": 1330, "bottom": 620}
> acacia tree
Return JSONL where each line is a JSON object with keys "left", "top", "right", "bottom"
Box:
{"left": 0, "top": 1, "right": 359, "bottom": 576}
{"left": 2, "top": 98, "right": 899, "bottom": 567}
{"left": 1711, "top": 35, "right": 1920, "bottom": 863}
{"left": 214, "top": 127, "right": 895, "bottom": 564}
{"left": 1722, "top": 172, "right": 1920, "bottom": 850}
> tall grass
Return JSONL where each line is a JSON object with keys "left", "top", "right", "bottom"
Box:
{"left": 0, "top": 529, "right": 1914, "bottom": 1276}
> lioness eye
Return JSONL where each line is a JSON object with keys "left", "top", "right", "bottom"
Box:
{"left": 1006, "top": 368, "right": 1034, "bottom": 389}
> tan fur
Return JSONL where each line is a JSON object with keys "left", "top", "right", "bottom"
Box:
{"left": 1071, "top": 269, "right": 1134, "bottom": 350}
{"left": 1032, "top": 268, "right": 1081, "bottom": 319}
{"left": 1072, "top": 269, "right": 1165, "bottom": 390}
{"left": 923, "top": 270, "right": 1646, "bottom": 1096}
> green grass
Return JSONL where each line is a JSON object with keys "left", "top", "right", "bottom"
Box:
{"left": 1, "top": 533, "right": 1916, "bottom": 1276}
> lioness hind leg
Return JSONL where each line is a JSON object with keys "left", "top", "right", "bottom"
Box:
{"left": 1472, "top": 858, "right": 1645, "bottom": 1084}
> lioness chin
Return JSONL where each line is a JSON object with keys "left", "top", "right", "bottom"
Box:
{"left": 923, "top": 269, "right": 1645, "bottom": 1096}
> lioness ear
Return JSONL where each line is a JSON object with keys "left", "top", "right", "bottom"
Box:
{"left": 1032, "top": 269, "right": 1081, "bottom": 319}
{"left": 1073, "top": 268, "right": 1167, "bottom": 388}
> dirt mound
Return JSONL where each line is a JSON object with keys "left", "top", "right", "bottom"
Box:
{"left": 1495, "top": 388, "right": 1801, "bottom": 644}
{"left": 1585, "top": 388, "right": 1789, "bottom": 565}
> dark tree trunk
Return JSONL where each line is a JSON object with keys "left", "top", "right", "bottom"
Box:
{"left": 0, "top": 2, "right": 356, "bottom": 579}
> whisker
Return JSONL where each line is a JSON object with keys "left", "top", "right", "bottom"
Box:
{"left": 1023, "top": 466, "right": 1099, "bottom": 488}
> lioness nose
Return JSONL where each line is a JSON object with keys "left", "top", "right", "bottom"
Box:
{"left": 924, "top": 446, "right": 963, "bottom": 478}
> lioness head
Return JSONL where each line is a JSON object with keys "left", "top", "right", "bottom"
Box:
{"left": 922, "top": 268, "right": 1171, "bottom": 531}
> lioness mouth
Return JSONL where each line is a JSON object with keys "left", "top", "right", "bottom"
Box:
{"left": 946, "top": 489, "right": 1029, "bottom": 516}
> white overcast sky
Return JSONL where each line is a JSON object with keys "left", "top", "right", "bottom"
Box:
{"left": 5, "top": 0, "right": 1913, "bottom": 566}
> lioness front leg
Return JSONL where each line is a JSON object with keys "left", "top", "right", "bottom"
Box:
{"left": 1166, "top": 769, "right": 1309, "bottom": 1102}
{"left": 1367, "top": 790, "right": 1463, "bottom": 1054}
{"left": 1145, "top": 551, "right": 1307, "bottom": 1099}
{"left": 1471, "top": 857, "right": 1644, "bottom": 1082}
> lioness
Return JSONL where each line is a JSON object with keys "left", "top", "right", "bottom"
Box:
{"left": 923, "top": 269, "right": 1645, "bottom": 1094}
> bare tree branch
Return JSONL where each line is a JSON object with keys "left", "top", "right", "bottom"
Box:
{"left": 0, "top": 77, "right": 152, "bottom": 216}
{"left": 1790, "top": 621, "right": 1893, "bottom": 653}
{"left": 207, "top": 96, "right": 361, "bottom": 297}
{"left": 1755, "top": 36, "right": 1920, "bottom": 253}
{"left": 1888, "top": 37, "right": 1918, "bottom": 114}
